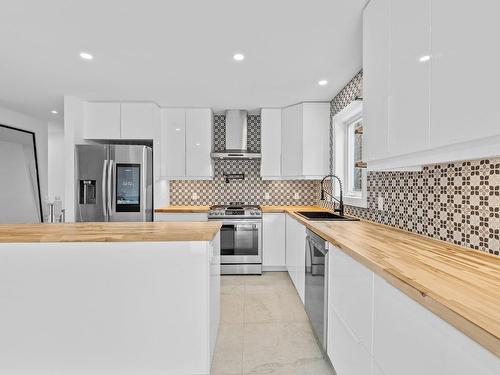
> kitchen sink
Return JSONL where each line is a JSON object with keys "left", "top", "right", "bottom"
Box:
{"left": 295, "top": 211, "right": 359, "bottom": 221}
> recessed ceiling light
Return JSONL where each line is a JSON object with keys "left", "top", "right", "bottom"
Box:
{"left": 318, "top": 80, "right": 328, "bottom": 86}
{"left": 419, "top": 55, "right": 431, "bottom": 62}
{"left": 233, "top": 53, "right": 245, "bottom": 61}
{"left": 50, "top": 110, "right": 58, "bottom": 114}
{"left": 79, "top": 52, "right": 93, "bottom": 60}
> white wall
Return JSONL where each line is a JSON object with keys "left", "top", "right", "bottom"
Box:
{"left": 64, "top": 96, "right": 87, "bottom": 222}
{"left": 0, "top": 106, "right": 48, "bottom": 221}
{"left": 48, "top": 121, "right": 65, "bottom": 204}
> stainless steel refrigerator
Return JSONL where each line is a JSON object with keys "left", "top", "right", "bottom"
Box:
{"left": 75, "top": 144, "right": 153, "bottom": 222}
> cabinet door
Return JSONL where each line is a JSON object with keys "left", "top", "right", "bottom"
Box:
{"left": 373, "top": 274, "right": 446, "bottom": 375}
{"left": 260, "top": 109, "right": 282, "bottom": 178}
{"left": 262, "top": 213, "right": 286, "bottom": 267}
{"left": 281, "top": 105, "right": 303, "bottom": 177}
{"left": 294, "top": 220, "right": 306, "bottom": 303}
{"left": 85, "top": 102, "right": 121, "bottom": 139}
{"left": 329, "top": 310, "right": 373, "bottom": 375}
{"left": 363, "top": 0, "right": 390, "bottom": 162}
{"left": 388, "top": 0, "right": 430, "bottom": 156}
{"left": 430, "top": 0, "right": 500, "bottom": 148}
{"left": 162, "top": 109, "right": 186, "bottom": 177}
{"left": 302, "top": 103, "right": 330, "bottom": 177}
{"left": 121, "top": 103, "right": 155, "bottom": 139}
{"left": 186, "top": 109, "right": 213, "bottom": 178}
{"left": 285, "top": 214, "right": 297, "bottom": 285}
{"left": 330, "top": 245, "right": 373, "bottom": 354}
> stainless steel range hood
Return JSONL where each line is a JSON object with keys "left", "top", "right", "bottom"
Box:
{"left": 211, "top": 110, "right": 261, "bottom": 159}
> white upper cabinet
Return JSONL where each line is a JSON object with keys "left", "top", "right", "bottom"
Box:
{"left": 85, "top": 102, "right": 158, "bottom": 140}
{"left": 85, "top": 102, "right": 121, "bottom": 139}
{"left": 161, "top": 108, "right": 213, "bottom": 179}
{"left": 260, "top": 108, "right": 282, "bottom": 178}
{"left": 363, "top": 0, "right": 390, "bottom": 163}
{"left": 281, "top": 104, "right": 303, "bottom": 177}
{"left": 430, "top": 0, "right": 500, "bottom": 148}
{"left": 388, "top": 0, "right": 430, "bottom": 156}
{"left": 162, "top": 108, "right": 186, "bottom": 177}
{"left": 186, "top": 109, "right": 213, "bottom": 178}
{"left": 281, "top": 103, "right": 330, "bottom": 178}
{"left": 363, "top": 0, "right": 500, "bottom": 169}
{"left": 121, "top": 103, "right": 156, "bottom": 139}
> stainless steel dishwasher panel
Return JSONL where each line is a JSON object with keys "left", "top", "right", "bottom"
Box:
{"left": 304, "top": 229, "right": 329, "bottom": 352}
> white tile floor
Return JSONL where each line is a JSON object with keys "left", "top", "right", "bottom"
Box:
{"left": 211, "top": 272, "right": 335, "bottom": 375}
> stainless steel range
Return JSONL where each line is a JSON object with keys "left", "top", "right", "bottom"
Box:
{"left": 208, "top": 202, "right": 262, "bottom": 275}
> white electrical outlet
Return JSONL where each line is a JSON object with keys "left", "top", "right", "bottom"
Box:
{"left": 192, "top": 192, "right": 199, "bottom": 201}
{"left": 264, "top": 192, "right": 271, "bottom": 200}
{"left": 293, "top": 192, "right": 300, "bottom": 200}
{"left": 377, "top": 196, "right": 384, "bottom": 211}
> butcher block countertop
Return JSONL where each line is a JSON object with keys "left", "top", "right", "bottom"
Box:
{"left": 0, "top": 222, "right": 222, "bottom": 243}
{"left": 154, "top": 204, "right": 327, "bottom": 213}
{"left": 155, "top": 205, "right": 211, "bottom": 213}
{"left": 288, "top": 214, "right": 500, "bottom": 356}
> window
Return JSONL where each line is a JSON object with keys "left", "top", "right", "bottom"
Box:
{"left": 346, "top": 117, "right": 363, "bottom": 196}
{"left": 333, "top": 101, "right": 367, "bottom": 208}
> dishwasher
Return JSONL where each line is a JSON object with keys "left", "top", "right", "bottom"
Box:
{"left": 304, "top": 229, "right": 329, "bottom": 352}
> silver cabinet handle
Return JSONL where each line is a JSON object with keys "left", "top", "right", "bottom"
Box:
{"left": 102, "top": 160, "right": 108, "bottom": 220}
{"left": 107, "top": 160, "right": 114, "bottom": 217}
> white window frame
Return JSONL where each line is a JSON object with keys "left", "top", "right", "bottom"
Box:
{"left": 332, "top": 100, "right": 367, "bottom": 208}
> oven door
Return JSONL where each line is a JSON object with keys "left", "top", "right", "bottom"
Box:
{"left": 220, "top": 220, "right": 262, "bottom": 264}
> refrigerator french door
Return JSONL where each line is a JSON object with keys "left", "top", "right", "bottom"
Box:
{"left": 75, "top": 144, "right": 153, "bottom": 222}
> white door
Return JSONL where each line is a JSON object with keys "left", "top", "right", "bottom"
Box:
{"left": 430, "top": 0, "right": 500, "bottom": 148}
{"left": 281, "top": 104, "right": 303, "bottom": 177}
{"left": 162, "top": 108, "right": 186, "bottom": 177}
{"left": 186, "top": 109, "right": 212, "bottom": 178}
{"left": 262, "top": 213, "right": 286, "bottom": 268}
{"left": 302, "top": 103, "right": 330, "bottom": 177}
{"left": 388, "top": 0, "right": 430, "bottom": 156}
{"left": 363, "top": 0, "right": 390, "bottom": 162}
{"left": 260, "top": 109, "right": 282, "bottom": 178}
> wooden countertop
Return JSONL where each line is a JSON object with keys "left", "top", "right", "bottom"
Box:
{"left": 0, "top": 222, "right": 222, "bottom": 243}
{"left": 286, "top": 212, "right": 500, "bottom": 356}
{"left": 154, "top": 205, "right": 327, "bottom": 213}
{"left": 155, "top": 205, "right": 210, "bottom": 213}
{"left": 261, "top": 205, "right": 329, "bottom": 213}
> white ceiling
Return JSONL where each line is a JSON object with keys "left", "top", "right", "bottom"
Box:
{"left": 0, "top": 0, "right": 368, "bottom": 120}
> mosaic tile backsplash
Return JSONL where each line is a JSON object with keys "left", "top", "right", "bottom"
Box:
{"left": 170, "top": 114, "right": 321, "bottom": 206}
{"left": 322, "top": 70, "right": 499, "bottom": 256}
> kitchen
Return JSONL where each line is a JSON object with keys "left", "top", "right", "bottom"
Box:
{"left": 0, "top": 1, "right": 499, "bottom": 375}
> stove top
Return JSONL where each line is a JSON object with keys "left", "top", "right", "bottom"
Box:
{"left": 208, "top": 202, "right": 262, "bottom": 219}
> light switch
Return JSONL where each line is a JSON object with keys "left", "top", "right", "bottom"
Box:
{"left": 192, "top": 192, "right": 199, "bottom": 201}
{"left": 293, "top": 192, "right": 300, "bottom": 200}
{"left": 264, "top": 192, "right": 271, "bottom": 200}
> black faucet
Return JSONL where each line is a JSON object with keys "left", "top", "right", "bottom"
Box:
{"left": 320, "top": 174, "right": 344, "bottom": 217}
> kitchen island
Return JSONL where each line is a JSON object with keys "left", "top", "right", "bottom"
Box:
{"left": 0, "top": 222, "right": 222, "bottom": 375}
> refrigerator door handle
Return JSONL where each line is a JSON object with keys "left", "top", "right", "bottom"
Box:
{"left": 102, "top": 159, "right": 108, "bottom": 220}
{"left": 107, "top": 159, "right": 114, "bottom": 217}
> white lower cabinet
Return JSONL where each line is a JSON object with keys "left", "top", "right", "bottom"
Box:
{"left": 285, "top": 214, "right": 306, "bottom": 303}
{"left": 262, "top": 213, "right": 286, "bottom": 269}
{"left": 373, "top": 273, "right": 447, "bottom": 375}
{"left": 154, "top": 213, "right": 208, "bottom": 222}
{"left": 373, "top": 274, "right": 500, "bottom": 375}
{"left": 327, "top": 247, "right": 500, "bottom": 375}
{"left": 328, "top": 244, "right": 374, "bottom": 375}
{"left": 330, "top": 310, "right": 373, "bottom": 375}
